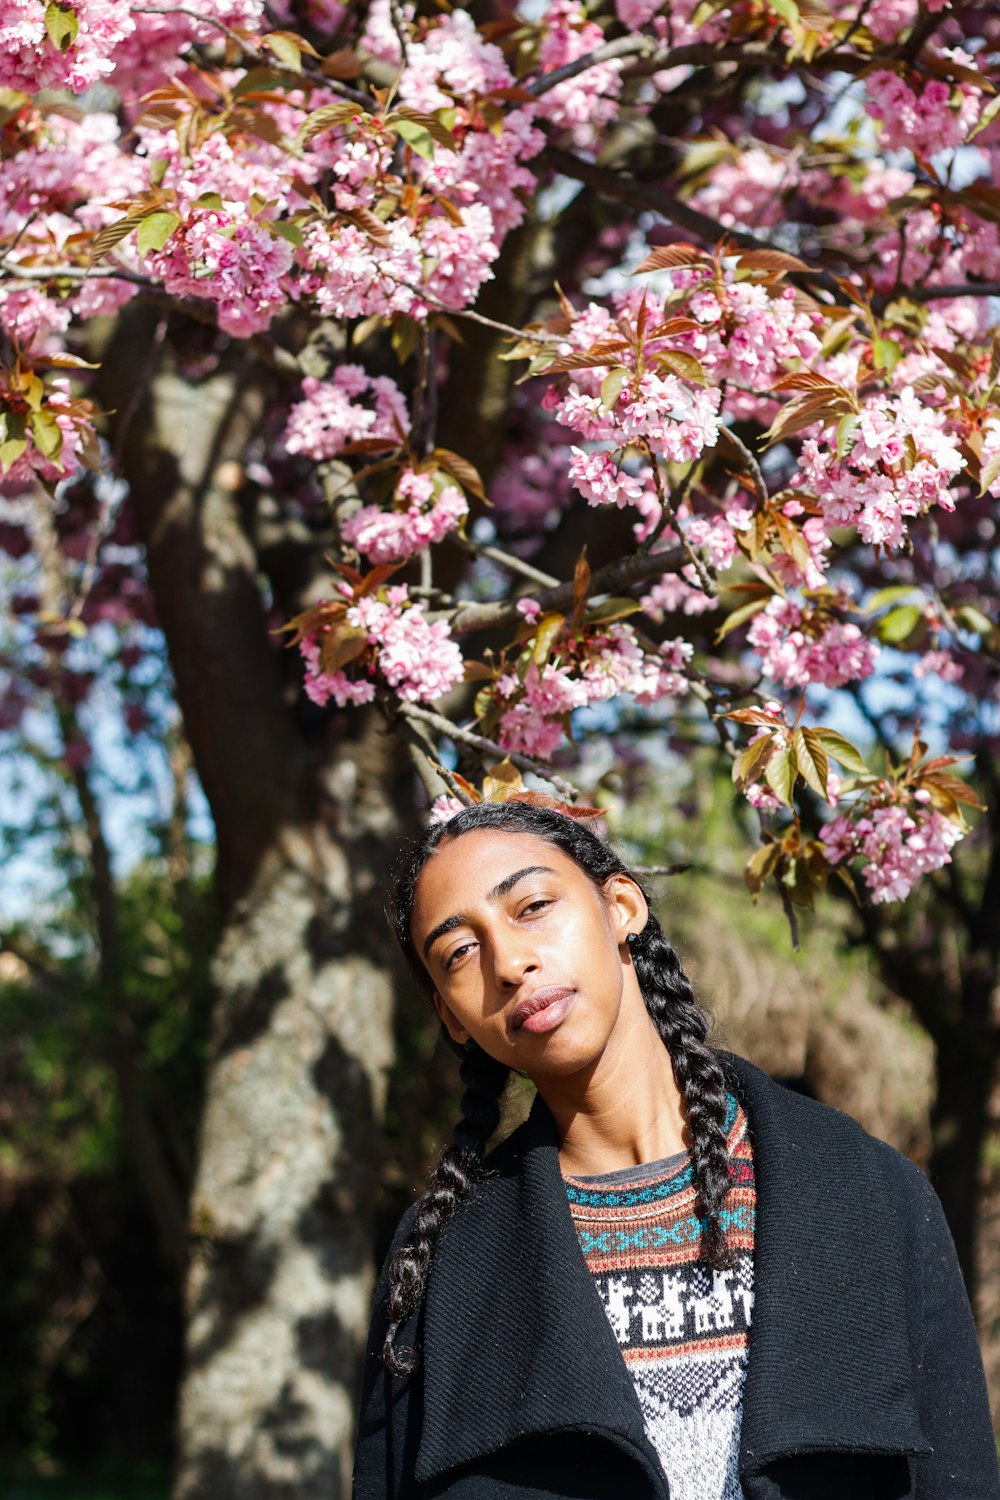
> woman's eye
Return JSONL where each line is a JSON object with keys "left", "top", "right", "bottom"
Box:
{"left": 444, "top": 941, "right": 474, "bottom": 971}
{"left": 521, "top": 898, "right": 552, "bottom": 917}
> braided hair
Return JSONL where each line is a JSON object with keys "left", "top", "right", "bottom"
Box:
{"left": 383, "top": 800, "right": 733, "bottom": 1374}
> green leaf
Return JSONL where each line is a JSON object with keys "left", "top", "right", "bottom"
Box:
{"left": 715, "top": 594, "right": 771, "bottom": 642}
{"left": 875, "top": 603, "right": 922, "bottom": 644}
{"left": 0, "top": 409, "right": 27, "bottom": 474}
{"left": 269, "top": 218, "right": 304, "bottom": 247}
{"left": 764, "top": 744, "right": 798, "bottom": 806}
{"left": 136, "top": 211, "right": 181, "bottom": 257}
{"left": 812, "top": 729, "right": 868, "bottom": 776}
{"left": 793, "top": 727, "right": 830, "bottom": 801}
{"left": 297, "top": 101, "right": 359, "bottom": 147}
{"left": 45, "top": 2, "right": 79, "bottom": 50}
{"left": 196, "top": 191, "right": 225, "bottom": 211}
{"left": 265, "top": 33, "right": 301, "bottom": 70}
{"left": 954, "top": 604, "right": 997, "bottom": 642}
{"left": 29, "top": 410, "right": 63, "bottom": 462}
{"left": 863, "top": 584, "right": 919, "bottom": 613}
{"left": 872, "top": 336, "right": 903, "bottom": 373}
{"left": 732, "top": 732, "right": 775, "bottom": 790}
{"left": 394, "top": 118, "right": 436, "bottom": 161}
{"left": 531, "top": 613, "right": 566, "bottom": 667}
{"left": 654, "top": 349, "right": 706, "bottom": 386}
{"left": 836, "top": 412, "right": 859, "bottom": 459}
{"left": 600, "top": 367, "right": 629, "bottom": 411}
{"left": 745, "top": 842, "right": 780, "bottom": 900}
{"left": 768, "top": 0, "right": 801, "bottom": 25}
{"left": 979, "top": 447, "right": 1000, "bottom": 497}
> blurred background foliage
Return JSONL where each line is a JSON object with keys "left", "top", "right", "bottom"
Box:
{"left": 5, "top": 729, "right": 996, "bottom": 1496}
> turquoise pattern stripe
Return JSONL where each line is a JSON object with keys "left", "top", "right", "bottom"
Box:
{"left": 578, "top": 1203, "right": 755, "bottom": 1256}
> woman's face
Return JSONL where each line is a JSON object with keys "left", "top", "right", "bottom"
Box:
{"left": 409, "top": 828, "right": 648, "bottom": 1078}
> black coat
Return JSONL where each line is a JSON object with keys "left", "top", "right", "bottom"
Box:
{"left": 353, "top": 1053, "right": 1000, "bottom": 1499}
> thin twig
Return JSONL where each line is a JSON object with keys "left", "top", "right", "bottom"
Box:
{"left": 716, "top": 426, "right": 767, "bottom": 505}
{"left": 526, "top": 34, "right": 654, "bottom": 96}
{"left": 778, "top": 876, "right": 801, "bottom": 951}
{"left": 130, "top": 4, "right": 371, "bottom": 104}
{"left": 397, "top": 702, "right": 581, "bottom": 801}
{"left": 641, "top": 439, "right": 716, "bottom": 597}
{"left": 1, "top": 262, "right": 154, "bottom": 286}
{"left": 449, "top": 533, "right": 561, "bottom": 590}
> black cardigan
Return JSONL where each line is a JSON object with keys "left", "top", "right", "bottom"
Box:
{"left": 353, "top": 1053, "right": 1000, "bottom": 1499}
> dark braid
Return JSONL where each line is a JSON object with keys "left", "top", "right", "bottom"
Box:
{"left": 629, "top": 913, "right": 734, "bottom": 1268}
{"left": 382, "top": 1039, "right": 510, "bottom": 1375}
{"left": 383, "top": 800, "right": 733, "bottom": 1374}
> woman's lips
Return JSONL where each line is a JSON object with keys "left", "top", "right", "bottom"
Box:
{"left": 511, "top": 987, "right": 576, "bottom": 1035}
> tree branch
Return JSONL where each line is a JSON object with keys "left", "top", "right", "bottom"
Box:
{"left": 449, "top": 545, "right": 687, "bottom": 635}
{"left": 526, "top": 34, "right": 655, "bottom": 96}
{"left": 396, "top": 703, "right": 581, "bottom": 801}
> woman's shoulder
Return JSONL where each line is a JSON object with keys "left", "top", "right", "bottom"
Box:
{"left": 720, "top": 1048, "right": 938, "bottom": 1215}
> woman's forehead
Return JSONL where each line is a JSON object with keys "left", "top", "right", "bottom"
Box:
{"left": 411, "top": 828, "right": 580, "bottom": 923}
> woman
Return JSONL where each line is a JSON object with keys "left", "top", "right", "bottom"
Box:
{"left": 353, "top": 800, "right": 999, "bottom": 1500}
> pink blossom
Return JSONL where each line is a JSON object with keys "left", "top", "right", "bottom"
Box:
{"left": 746, "top": 781, "right": 783, "bottom": 814}
{"left": 691, "top": 149, "right": 792, "bottom": 230}
{"left": 0, "top": 0, "right": 134, "bottom": 94}
{"left": 341, "top": 471, "right": 468, "bottom": 564}
{"left": 914, "top": 649, "right": 964, "bottom": 683}
{"left": 429, "top": 793, "right": 466, "bottom": 825}
{"left": 747, "top": 597, "right": 878, "bottom": 691}
{"left": 865, "top": 59, "right": 984, "bottom": 155}
{"left": 533, "top": 0, "right": 623, "bottom": 152}
{"left": 283, "top": 368, "right": 408, "bottom": 461}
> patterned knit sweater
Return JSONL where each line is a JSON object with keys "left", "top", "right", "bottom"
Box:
{"left": 563, "top": 1097, "right": 756, "bottom": 1500}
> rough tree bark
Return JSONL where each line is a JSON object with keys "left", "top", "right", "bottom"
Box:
{"left": 100, "top": 305, "right": 403, "bottom": 1498}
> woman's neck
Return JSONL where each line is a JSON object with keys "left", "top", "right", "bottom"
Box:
{"left": 538, "top": 987, "right": 690, "bottom": 1176}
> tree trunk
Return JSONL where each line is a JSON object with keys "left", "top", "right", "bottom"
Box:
{"left": 99, "top": 309, "right": 403, "bottom": 1498}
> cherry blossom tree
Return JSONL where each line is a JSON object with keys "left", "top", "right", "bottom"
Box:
{"left": 1, "top": 0, "right": 998, "bottom": 1489}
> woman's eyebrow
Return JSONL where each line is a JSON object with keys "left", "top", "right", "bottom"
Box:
{"left": 422, "top": 865, "right": 556, "bottom": 961}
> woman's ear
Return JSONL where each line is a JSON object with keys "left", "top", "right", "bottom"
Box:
{"left": 432, "top": 990, "right": 470, "bottom": 1047}
{"left": 604, "top": 874, "right": 649, "bottom": 945}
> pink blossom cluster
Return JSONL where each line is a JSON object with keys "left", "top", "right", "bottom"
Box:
{"left": 865, "top": 56, "right": 985, "bottom": 157}
{"left": 821, "top": 798, "right": 963, "bottom": 903}
{"left": 795, "top": 387, "right": 965, "bottom": 550}
{"left": 533, "top": 0, "right": 624, "bottom": 152}
{"left": 146, "top": 213, "right": 294, "bottom": 338}
{"left": 282, "top": 367, "right": 409, "bottom": 462}
{"left": 0, "top": 0, "right": 133, "bottom": 94}
{"left": 299, "top": 203, "right": 500, "bottom": 321}
{"left": 340, "top": 469, "right": 468, "bottom": 564}
{"left": 746, "top": 597, "right": 878, "bottom": 691}
{"left": 301, "top": 584, "right": 464, "bottom": 708}
{"left": 0, "top": 0, "right": 266, "bottom": 99}
{"left": 492, "top": 627, "right": 692, "bottom": 758}
{"left": 690, "top": 149, "right": 791, "bottom": 231}
{"left": 641, "top": 568, "right": 717, "bottom": 619}
{"left": 0, "top": 108, "right": 144, "bottom": 342}
{"left": 680, "top": 278, "right": 823, "bottom": 399}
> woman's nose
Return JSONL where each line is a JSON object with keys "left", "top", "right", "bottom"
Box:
{"left": 491, "top": 941, "right": 539, "bottom": 990}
